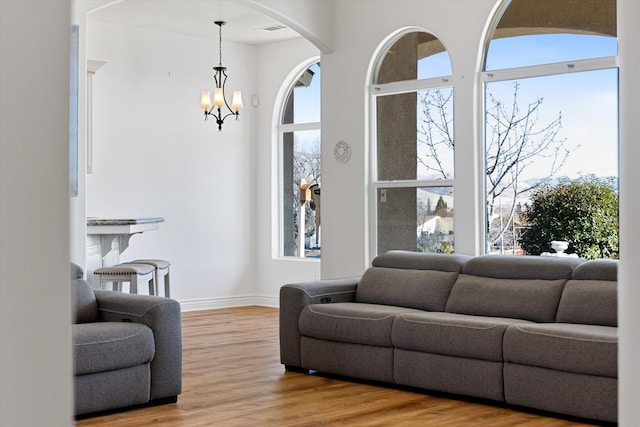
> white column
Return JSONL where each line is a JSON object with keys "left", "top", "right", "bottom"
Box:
{"left": 0, "top": 1, "right": 74, "bottom": 425}
{"left": 618, "top": 1, "right": 640, "bottom": 425}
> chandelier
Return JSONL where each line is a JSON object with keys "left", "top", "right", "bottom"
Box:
{"left": 200, "top": 21, "right": 243, "bottom": 131}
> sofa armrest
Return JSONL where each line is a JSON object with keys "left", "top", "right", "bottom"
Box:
{"left": 94, "top": 291, "right": 182, "bottom": 401}
{"left": 279, "top": 277, "right": 359, "bottom": 369}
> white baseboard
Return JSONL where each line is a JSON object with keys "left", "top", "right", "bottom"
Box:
{"left": 179, "top": 295, "right": 279, "bottom": 312}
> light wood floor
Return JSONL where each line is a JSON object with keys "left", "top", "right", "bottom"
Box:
{"left": 77, "top": 306, "right": 605, "bottom": 427}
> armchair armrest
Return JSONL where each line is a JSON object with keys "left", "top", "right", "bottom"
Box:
{"left": 94, "top": 291, "right": 182, "bottom": 401}
{"left": 279, "top": 277, "right": 359, "bottom": 369}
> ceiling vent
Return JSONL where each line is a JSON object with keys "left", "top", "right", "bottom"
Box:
{"left": 262, "top": 25, "right": 287, "bottom": 32}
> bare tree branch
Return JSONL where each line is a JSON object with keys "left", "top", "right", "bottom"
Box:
{"left": 418, "top": 81, "right": 577, "bottom": 248}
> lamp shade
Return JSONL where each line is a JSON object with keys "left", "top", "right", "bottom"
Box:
{"left": 213, "top": 88, "right": 225, "bottom": 107}
{"left": 231, "top": 91, "right": 244, "bottom": 111}
{"left": 200, "top": 90, "right": 212, "bottom": 109}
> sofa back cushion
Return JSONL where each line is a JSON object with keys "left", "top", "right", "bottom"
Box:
{"left": 459, "top": 255, "right": 583, "bottom": 280}
{"left": 371, "top": 251, "right": 472, "bottom": 272}
{"left": 71, "top": 262, "right": 84, "bottom": 280}
{"left": 556, "top": 260, "right": 618, "bottom": 326}
{"left": 445, "top": 255, "right": 584, "bottom": 323}
{"left": 570, "top": 258, "right": 617, "bottom": 281}
{"left": 72, "top": 263, "right": 99, "bottom": 324}
{"left": 355, "top": 251, "right": 470, "bottom": 311}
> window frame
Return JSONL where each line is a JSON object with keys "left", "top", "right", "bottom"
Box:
{"left": 369, "top": 31, "right": 455, "bottom": 258}
{"left": 480, "top": 48, "right": 618, "bottom": 254}
{"left": 275, "top": 58, "right": 321, "bottom": 260}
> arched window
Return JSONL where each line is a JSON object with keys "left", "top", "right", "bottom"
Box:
{"left": 371, "top": 30, "right": 454, "bottom": 255}
{"left": 483, "top": 0, "right": 618, "bottom": 258}
{"left": 279, "top": 61, "right": 321, "bottom": 258}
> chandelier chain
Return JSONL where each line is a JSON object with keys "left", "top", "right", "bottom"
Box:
{"left": 218, "top": 22, "right": 223, "bottom": 67}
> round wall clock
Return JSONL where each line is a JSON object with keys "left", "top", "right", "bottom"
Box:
{"left": 334, "top": 140, "right": 351, "bottom": 164}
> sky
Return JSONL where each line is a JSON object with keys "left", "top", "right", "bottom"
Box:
{"left": 486, "top": 34, "right": 617, "bottom": 70}
{"left": 292, "top": 63, "right": 321, "bottom": 124}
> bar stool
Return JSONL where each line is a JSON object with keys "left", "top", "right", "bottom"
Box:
{"left": 131, "top": 259, "right": 171, "bottom": 297}
{"left": 93, "top": 263, "right": 156, "bottom": 295}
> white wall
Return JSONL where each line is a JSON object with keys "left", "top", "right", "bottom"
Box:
{"left": 254, "top": 38, "right": 322, "bottom": 299}
{"left": 0, "top": 1, "right": 74, "bottom": 425}
{"left": 70, "top": 0, "right": 100, "bottom": 269}
{"left": 319, "top": 0, "right": 495, "bottom": 279}
{"left": 86, "top": 22, "right": 258, "bottom": 308}
{"left": 85, "top": 17, "right": 326, "bottom": 308}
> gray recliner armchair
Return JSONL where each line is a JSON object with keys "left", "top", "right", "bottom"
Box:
{"left": 71, "top": 263, "right": 182, "bottom": 416}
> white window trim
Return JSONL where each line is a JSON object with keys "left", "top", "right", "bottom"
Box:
{"left": 279, "top": 122, "right": 321, "bottom": 133}
{"left": 481, "top": 56, "right": 618, "bottom": 83}
{"left": 372, "top": 179, "right": 455, "bottom": 190}
{"left": 371, "top": 76, "right": 454, "bottom": 96}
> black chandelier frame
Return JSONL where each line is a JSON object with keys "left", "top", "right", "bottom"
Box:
{"left": 203, "top": 21, "right": 241, "bottom": 131}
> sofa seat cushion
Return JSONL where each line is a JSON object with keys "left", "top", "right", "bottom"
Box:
{"left": 299, "top": 303, "right": 423, "bottom": 347}
{"left": 393, "top": 312, "right": 532, "bottom": 361}
{"left": 73, "top": 322, "right": 155, "bottom": 375}
{"left": 503, "top": 323, "right": 617, "bottom": 378}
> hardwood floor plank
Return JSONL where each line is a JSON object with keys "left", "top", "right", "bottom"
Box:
{"left": 76, "top": 306, "right": 604, "bottom": 426}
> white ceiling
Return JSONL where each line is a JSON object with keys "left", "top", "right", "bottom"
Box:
{"left": 87, "top": 0, "right": 303, "bottom": 45}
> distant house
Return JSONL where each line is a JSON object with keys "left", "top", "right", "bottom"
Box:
{"left": 417, "top": 215, "right": 454, "bottom": 236}
{"left": 417, "top": 215, "right": 455, "bottom": 252}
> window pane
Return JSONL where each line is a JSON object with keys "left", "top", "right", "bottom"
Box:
{"left": 282, "top": 63, "right": 321, "bottom": 125}
{"left": 486, "top": 34, "right": 617, "bottom": 70}
{"left": 485, "top": 69, "right": 618, "bottom": 255}
{"left": 377, "top": 186, "right": 454, "bottom": 254}
{"left": 486, "top": 0, "right": 616, "bottom": 71}
{"left": 417, "top": 88, "right": 454, "bottom": 179}
{"left": 282, "top": 130, "right": 321, "bottom": 257}
{"left": 418, "top": 51, "right": 452, "bottom": 80}
{"left": 376, "top": 32, "right": 451, "bottom": 84}
{"left": 377, "top": 88, "right": 453, "bottom": 181}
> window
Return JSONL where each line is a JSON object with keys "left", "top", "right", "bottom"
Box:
{"left": 483, "top": 0, "right": 618, "bottom": 258}
{"left": 371, "top": 31, "right": 454, "bottom": 255}
{"left": 279, "top": 62, "right": 321, "bottom": 258}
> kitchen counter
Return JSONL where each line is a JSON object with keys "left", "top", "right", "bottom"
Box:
{"left": 86, "top": 217, "right": 165, "bottom": 272}
{"left": 87, "top": 217, "right": 164, "bottom": 235}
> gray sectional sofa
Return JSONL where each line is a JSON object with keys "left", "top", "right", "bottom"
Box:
{"left": 71, "top": 263, "right": 182, "bottom": 416}
{"left": 280, "top": 251, "right": 618, "bottom": 423}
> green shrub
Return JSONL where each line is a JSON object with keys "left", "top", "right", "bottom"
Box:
{"left": 519, "top": 175, "right": 618, "bottom": 259}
